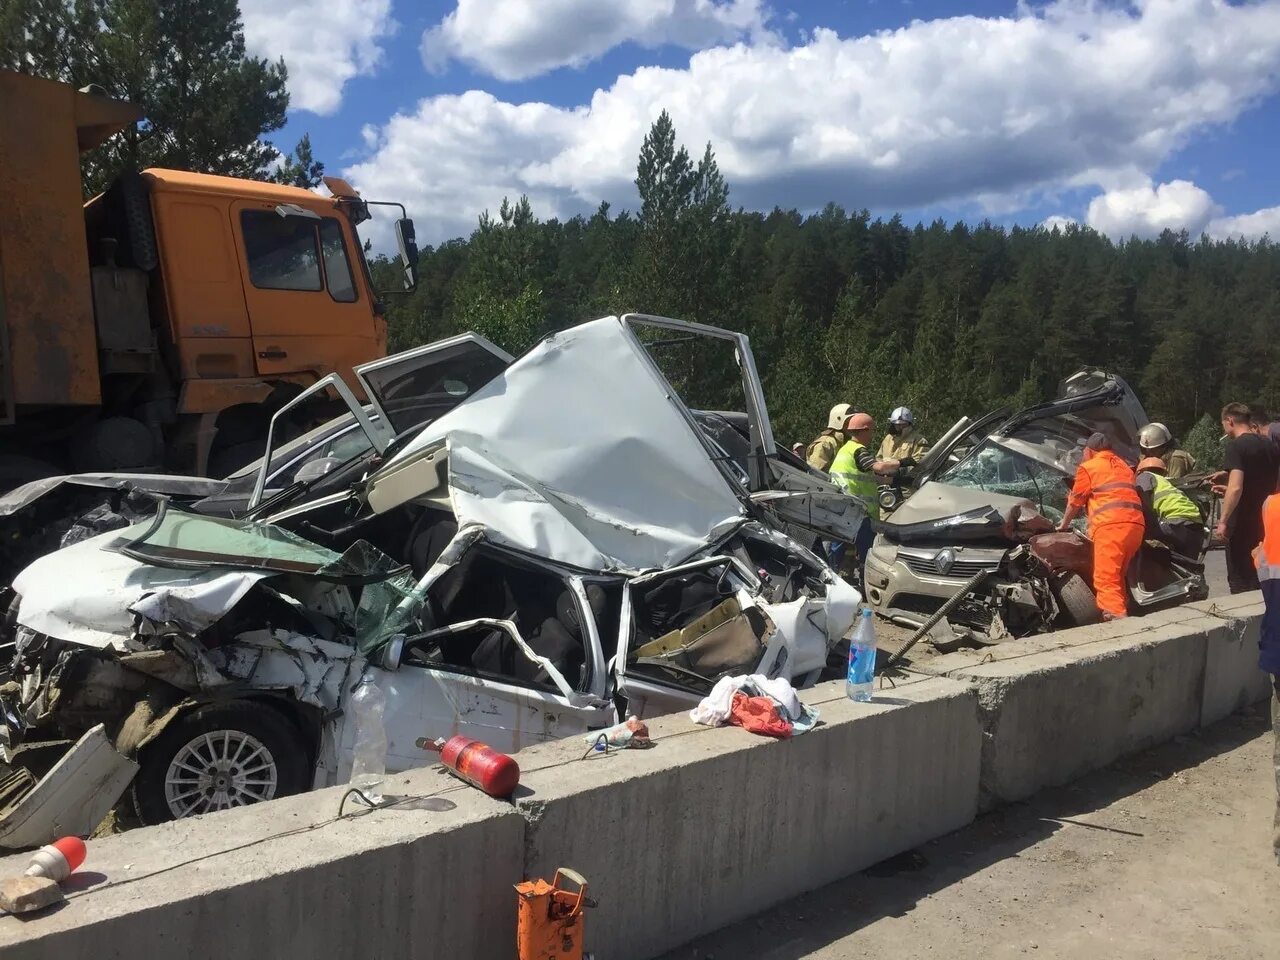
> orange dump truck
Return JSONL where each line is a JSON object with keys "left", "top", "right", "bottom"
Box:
{"left": 0, "top": 68, "right": 418, "bottom": 488}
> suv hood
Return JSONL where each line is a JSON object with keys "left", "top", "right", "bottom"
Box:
{"left": 887, "top": 483, "right": 1035, "bottom": 529}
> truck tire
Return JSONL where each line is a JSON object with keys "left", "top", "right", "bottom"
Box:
{"left": 1052, "top": 572, "right": 1102, "bottom": 627}
{"left": 0, "top": 454, "right": 60, "bottom": 494}
{"left": 132, "top": 701, "right": 311, "bottom": 826}
{"left": 106, "top": 172, "right": 158, "bottom": 271}
{"left": 71, "top": 416, "right": 155, "bottom": 472}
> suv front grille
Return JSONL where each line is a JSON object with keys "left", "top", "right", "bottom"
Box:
{"left": 899, "top": 551, "right": 1000, "bottom": 579}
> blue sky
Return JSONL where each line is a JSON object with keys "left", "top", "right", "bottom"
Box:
{"left": 240, "top": 0, "right": 1280, "bottom": 245}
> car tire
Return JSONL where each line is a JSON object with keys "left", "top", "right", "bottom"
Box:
{"left": 1053, "top": 572, "right": 1102, "bottom": 627}
{"left": 132, "top": 701, "right": 310, "bottom": 826}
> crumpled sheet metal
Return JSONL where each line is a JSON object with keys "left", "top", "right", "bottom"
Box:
{"left": 380, "top": 317, "right": 748, "bottom": 574}
{"left": 0, "top": 473, "right": 222, "bottom": 518}
{"left": 13, "top": 529, "right": 270, "bottom": 649}
{"left": 174, "top": 629, "right": 363, "bottom": 711}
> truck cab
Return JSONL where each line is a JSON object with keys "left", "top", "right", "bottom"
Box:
{"left": 0, "top": 67, "right": 417, "bottom": 488}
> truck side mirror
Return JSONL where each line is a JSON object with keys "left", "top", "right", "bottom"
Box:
{"left": 395, "top": 218, "right": 419, "bottom": 291}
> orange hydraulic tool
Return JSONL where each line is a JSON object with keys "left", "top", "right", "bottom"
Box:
{"left": 515, "top": 867, "right": 596, "bottom": 960}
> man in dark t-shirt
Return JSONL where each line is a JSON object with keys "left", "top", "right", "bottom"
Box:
{"left": 1218, "top": 403, "right": 1280, "bottom": 593}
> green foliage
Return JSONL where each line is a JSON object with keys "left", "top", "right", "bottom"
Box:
{"left": 272, "top": 133, "right": 324, "bottom": 189}
{"left": 1182, "top": 414, "right": 1225, "bottom": 473}
{"left": 376, "top": 113, "right": 1280, "bottom": 450}
{"left": 2, "top": 0, "right": 289, "bottom": 193}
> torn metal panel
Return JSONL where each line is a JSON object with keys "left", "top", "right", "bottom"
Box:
{"left": 213, "top": 629, "right": 363, "bottom": 711}
{"left": 379, "top": 317, "right": 747, "bottom": 573}
{"left": 13, "top": 529, "right": 272, "bottom": 649}
{"left": 0, "top": 473, "right": 222, "bottom": 518}
{"left": 0, "top": 723, "right": 138, "bottom": 849}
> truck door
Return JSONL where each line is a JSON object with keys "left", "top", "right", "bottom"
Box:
{"left": 230, "top": 200, "right": 380, "bottom": 385}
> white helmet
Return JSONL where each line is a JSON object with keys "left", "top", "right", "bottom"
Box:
{"left": 1138, "top": 422, "right": 1173, "bottom": 451}
{"left": 889, "top": 406, "right": 914, "bottom": 425}
{"left": 827, "top": 403, "right": 854, "bottom": 430}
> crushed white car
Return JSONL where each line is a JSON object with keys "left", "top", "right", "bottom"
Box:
{"left": 0, "top": 315, "right": 863, "bottom": 845}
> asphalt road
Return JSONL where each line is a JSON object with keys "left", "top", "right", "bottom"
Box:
{"left": 655, "top": 703, "right": 1278, "bottom": 960}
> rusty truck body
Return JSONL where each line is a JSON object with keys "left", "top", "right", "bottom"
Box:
{"left": 0, "top": 68, "right": 417, "bottom": 489}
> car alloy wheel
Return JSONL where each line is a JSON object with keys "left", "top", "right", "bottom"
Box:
{"left": 163, "top": 729, "right": 280, "bottom": 818}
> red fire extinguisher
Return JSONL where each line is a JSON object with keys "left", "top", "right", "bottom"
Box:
{"left": 417, "top": 735, "right": 520, "bottom": 797}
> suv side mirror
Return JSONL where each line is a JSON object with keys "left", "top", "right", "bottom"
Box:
{"left": 395, "top": 218, "right": 419, "bottom": 291}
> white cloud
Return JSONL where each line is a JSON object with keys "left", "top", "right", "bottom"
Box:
{"left": 1085, "top": 179, "right": 1220, "bottom": 238}
{"left": 421, "top": 0, "right": 774, "bottom": 81}
{"left": 1210, "top": 205, "right": 1280, "bottom": 240}
{"left": 1051, "top": 178, "right": 1280, "bottom": 241}
{"left": 349, "top": 0, "right": 1280, "bottom": 244}
{"left": 241, "top": 0, "right": 395, "bottom": 114}
{"left": 1041, "top": 214, "right": 1078, "bottom": 231}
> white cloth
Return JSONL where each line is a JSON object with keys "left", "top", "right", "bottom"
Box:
{"left": 689, "top": 674, "right": 804, "bottom": 726}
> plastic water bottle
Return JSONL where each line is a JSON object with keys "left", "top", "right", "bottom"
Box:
{"left": 846, "top": 608, "right": 877, "bottom": 702}
{"left": 349, "top": 675, "right": 388, "bottom": 797}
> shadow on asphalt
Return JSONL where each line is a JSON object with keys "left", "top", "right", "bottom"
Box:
{"left": 657, "top": 703, "right": 1269, "bottom": 960}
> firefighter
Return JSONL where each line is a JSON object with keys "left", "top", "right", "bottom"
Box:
{"left": 806, "top": 403, "right": 853, "bottom": 472}
{"left": 1135, "top": 457, "right": 1205, "bottom": 559}
{"left": 1138, "top": 422, "right": 1196, "bottom": 480}
{"left": 1056, "top": 433, "right": 1146, "bottom": 620}
{"left": 878, "top": 406, "right": 929, "bottom": 462}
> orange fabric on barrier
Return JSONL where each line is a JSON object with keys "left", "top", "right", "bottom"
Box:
{"left": 1093, "top": 520, "right": 1144, "bottom": 618}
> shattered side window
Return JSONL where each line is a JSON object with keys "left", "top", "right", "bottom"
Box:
{"left": 631, "top": 327, "right": 748, "bottom": 422}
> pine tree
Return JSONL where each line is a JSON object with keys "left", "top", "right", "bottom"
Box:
{"left": 272, "top": 133, "right": 325, "bottom": 189}
{"left": 2, "top": 0, "right": 289, "bottom": 193}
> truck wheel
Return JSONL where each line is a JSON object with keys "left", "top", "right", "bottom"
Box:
{"left": 107, "top": 172, "right": 158, "bottom": 271}
{"left": 132, "top": 701, "right": 311, "bottom": 825}
{"left": 71, "top": 417, "right": 155, "bottom": 472}
{"left": 1052, "top": 572, "right": 1102, "bottom": 627}
{"left": 0, "top": 454, "right": 60, "bottom": 494}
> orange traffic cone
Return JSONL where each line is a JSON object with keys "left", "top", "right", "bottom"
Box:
{"left": 515, "top": 867, "right": 595, "bottom": 960}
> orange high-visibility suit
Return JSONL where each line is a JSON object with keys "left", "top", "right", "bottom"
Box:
{"left": 1067, "top": 448, "right": 1146, "bottom": 618}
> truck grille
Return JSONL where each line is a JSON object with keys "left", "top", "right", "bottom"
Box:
{"left": 899, "top": 551, "right": 1000, "bottom": 579}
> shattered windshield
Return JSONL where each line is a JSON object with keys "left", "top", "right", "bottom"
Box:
{"left": 110, "top": 505, "right": 407, "bottom": 582}
{"left": 934, "top": 439, "right": 1072, "bottom": 521}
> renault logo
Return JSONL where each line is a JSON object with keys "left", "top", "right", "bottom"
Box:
{"left": 935, "top": 548, "right": 956, "bottom": 575}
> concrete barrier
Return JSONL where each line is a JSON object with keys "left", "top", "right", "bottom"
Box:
{"left": 0, "top": 600, "right": 1267, "bottom": 960}
{"left": 515, "top": 675, "right": 981, "bottom": 960}
{"left": 0, "top": 764, "right": 525, "bottom": 959}
{"left": 1187, "top": 595, "right": 1272, "bottom": 726}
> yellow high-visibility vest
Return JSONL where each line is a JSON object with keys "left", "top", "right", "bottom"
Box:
{"left": 830, "top": 439, "right": 879, "bottom": 519}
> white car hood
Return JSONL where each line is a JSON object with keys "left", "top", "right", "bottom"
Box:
{"left": 378, "top": 317, "right": 748, "bottom": 573}
{"left": 13, "top": 529, "right": 270, "bottom": 649}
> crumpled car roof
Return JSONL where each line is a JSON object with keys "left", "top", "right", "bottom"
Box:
{"left": 375, "top": 316, "right": 749, "bottom": 573}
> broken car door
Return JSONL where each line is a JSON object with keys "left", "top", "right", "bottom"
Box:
{"left": 372, "top": 545, "right": 612, "bottom": 763}
{"left": 354, "top": 332, "right": 513, "bottom": 439}
{"left": 613, "top": 555, "right": 790, "bottom": 720}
